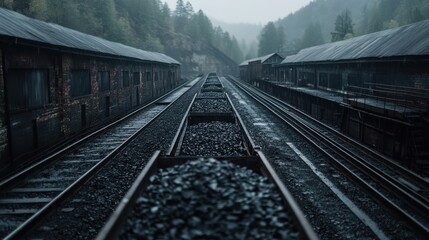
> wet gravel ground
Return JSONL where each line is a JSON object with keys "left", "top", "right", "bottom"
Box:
{"left": 121, "top": 158, "right": 298, "bottom": 240}
{"left": 22, "top": 76, "right": 419, "bottom": 239}
{"left": 221, "top": 77, "right": 417, "bottom": 239}
{"left": 28, "top": 80, "right": 203, "bottom": 240}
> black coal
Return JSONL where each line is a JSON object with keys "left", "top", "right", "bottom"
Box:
{"left": 121, "top": 158, "right": 298, "bottom": 240}
{"left": 191, "top": 99, "right": 231, "bottom": 113}
{"left": 180, "top": 121, "right": 247, "bottom": 156}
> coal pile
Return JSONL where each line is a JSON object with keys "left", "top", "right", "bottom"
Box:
{"left": 202, "top": 85, "right": 222, "bottom": 91}
{"left": 121, "top": 158, "right": 298, "bottom": 240}
{"left": 180, "top": 121, "right": 247, "bottom": 156}
{"left": 205, "top": 77, "right": 220, "bottom": 84}
{"left": 198, "top": 92, "right": 225, "bottom": 98}
{"left": 191, "top": 99, "right": 231, "bottom": 113}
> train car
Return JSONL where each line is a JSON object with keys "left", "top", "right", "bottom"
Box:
{"left": 0, "top": 8, "right": 181, "bottom": 174}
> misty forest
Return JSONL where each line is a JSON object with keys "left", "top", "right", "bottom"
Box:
{"left": 1, "top": 0, "right": 429, "bottom": 63}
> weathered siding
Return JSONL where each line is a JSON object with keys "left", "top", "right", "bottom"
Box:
{"left": 62, "top": 54, "right": 94, "bottom": 135}
{"left": 0, "top": 49, "right": 9, "bottom": 170}
{"left": 0, "top": 47, "right": 180, "bottom": 172}
{"left": 4, "top": 47, "right": 63, "bottom": 160}
{"left": 0, "top": 8, "right": 181, "bottom": 175}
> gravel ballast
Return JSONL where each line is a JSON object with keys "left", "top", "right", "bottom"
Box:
{"left": 222, "top": 77, "right": 416, "bottom": 239}
{"left": 121, "top": 158, "right": 299, "bottom": 240}
{"left": 29, "top": 80, "right": 204, "bottom": 239}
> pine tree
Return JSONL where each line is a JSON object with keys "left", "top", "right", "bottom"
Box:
{"left": 331, "top": 9, "right": 354, "bottom": 42}
{"left": 174, "top": 0, "right": 187, "bottom": 33}
{"left": 28, "top": 0, "right": 48, "bottom": 21}
{"left": 258, "top": 22, "right": 285, "bottom": 56}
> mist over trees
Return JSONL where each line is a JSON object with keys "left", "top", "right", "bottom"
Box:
{"left": 331, "top": 10, "right": 354, "bottom": 42}
{"left": 3, "top": 0, "right": 429, "bottom": 64}
{"left": 298, "top": 23, "right": 324, "bottom": 49}
{"left": 358, "top": 0, "right": 429, "bottom": 34}
{"left": 258, "top": 22, "right": 285, "bottom": 56}
{"left": 256, "top": 0, "right": 429, "bottom": 56}
{"left": 210, "top": 19, "right": 262, "bottom": 60}
{"left": 0, "top": 0, "right": 244, "bottom": 63}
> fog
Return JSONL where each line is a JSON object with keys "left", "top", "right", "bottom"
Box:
{"left": 162, "top": 0, "right": 312, "bottom": 24}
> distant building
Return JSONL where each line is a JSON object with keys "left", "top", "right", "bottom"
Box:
{"left": 254, "top": 20, "right": 429, "bottom": 171}
{"left": 239, "top": 53, "right": 284, "bottom": 82}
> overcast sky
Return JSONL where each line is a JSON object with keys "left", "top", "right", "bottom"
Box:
{"left": 162, "top": 0, "right": 313, "bottom": 24}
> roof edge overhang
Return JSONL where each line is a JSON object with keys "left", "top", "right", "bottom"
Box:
{"left": 0, "top": 35, "right": 181, "bottom": 66}
{"left": 275, "top": 55, "right": 429, "bottom": 67}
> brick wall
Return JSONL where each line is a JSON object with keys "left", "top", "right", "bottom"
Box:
{"left": 4, "top": 46, "right": 63, "bottom": 161}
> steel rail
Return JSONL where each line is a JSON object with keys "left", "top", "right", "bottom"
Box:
{"left": 229, "top": 78, "right": 429, "bottom": 238}
{"left": 228, "top": 76, "right": 429, "bottom": 190}
{"left": 0, "top": 78, "right": 199, "bottom": 191}
{"left": 96, "top": 75, "right": 318, "bottom": 239}
{"left": 230, "top": 78, "right": 429, "bottom": 211}
{"left": 3, "top": 79, "right": 201, "bottom": 240}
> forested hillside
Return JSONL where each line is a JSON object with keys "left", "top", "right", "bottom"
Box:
{"left": 276, "top": 0, "right": 372, "bottom": 51}
{"left": 210, "top": 19, "right": 262, "bottom": 59}
{"left": 358, "top": 0, "right": 429, "bottom": 34}
{"left": 258, "top": 0, "right": 429, "bottom": 55}
{"left": 0, "top": 0, "right": 244, "bottom": 63}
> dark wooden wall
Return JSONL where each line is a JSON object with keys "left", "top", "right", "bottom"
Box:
{"left": 0, "top": 45, "right": 180, "bottom": 172}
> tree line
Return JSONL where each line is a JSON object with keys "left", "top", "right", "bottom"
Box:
{"left": 0, "top": 0, "right": 244, "bottom": 63}
{"left": 257, "top": 0, "right": 429, "bottom": 56}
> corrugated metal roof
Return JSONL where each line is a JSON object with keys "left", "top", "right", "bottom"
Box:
{"left": 281, "top": 19, "right": 429, "bottom": 65}
{"left": 239, "top": 53, "right": 282, "bottom": 66}
{"left": 0, "top": 8, "right": 180, "bottom": 65}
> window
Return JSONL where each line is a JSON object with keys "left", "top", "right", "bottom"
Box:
{"left": 121, "top": 71, "right": 130, "bottom": 88}
{"left": 133, "top": 72, "right": 140, "bottom": 85}
{"left": 7, "top": 69, "right": 50, "bottom": 110}
{"left": 98, "top": 71, "right": 110, "bottom": 92}
{"left": 146, "top": 72, "right": 152, "bottom": 81}
{"left": 319, "top": 73, "right": 328, "bottom": 88}
{"left": 154, "top": 72, "right": 158, "bottom": 81}
{"left": 71, "top": 70, "right": 91, "bottom": 97}
{"left": 329, "top": 73, "right": 342, "bottom": 90}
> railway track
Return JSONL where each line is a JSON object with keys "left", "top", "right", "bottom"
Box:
{"left": 226, "top": 76, "right": 429, "bottom": 238}
{"left": 96, "top": 74, "right": 318, "bottom": 239}
{"left": 0, "top": 77, "right": 202, "bottom": 239}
